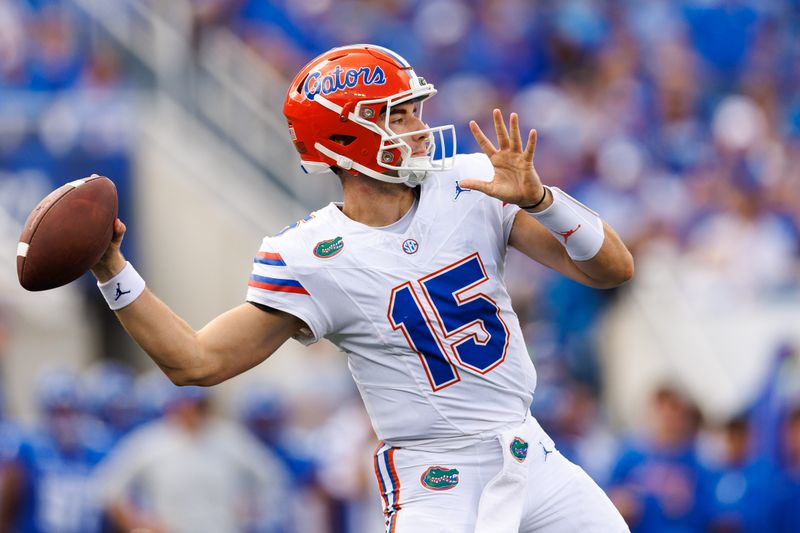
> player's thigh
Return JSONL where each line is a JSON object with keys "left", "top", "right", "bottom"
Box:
{"left": 374, "top": 445, "right": 494, "bottom": 533}
{"left": 520, "top": 451, "right": 629, "bottom": 533}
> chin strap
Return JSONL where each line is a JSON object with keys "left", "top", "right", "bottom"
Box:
{"left": 398, "top": 157, "right": 433, "bottom": 187}
{"left": 314, "top": 143, "right": 433, "bottom": 186}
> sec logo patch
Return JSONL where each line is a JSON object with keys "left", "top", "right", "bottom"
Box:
{"left": 402, "top": 239, "right": 419, "bottom": 254}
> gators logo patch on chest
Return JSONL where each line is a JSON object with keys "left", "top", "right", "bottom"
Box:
{"left": 420, "top": 466, "right": 459, "bottom": 491}
{"left": 314, "top": 236, "right": 344, "bottom": 258}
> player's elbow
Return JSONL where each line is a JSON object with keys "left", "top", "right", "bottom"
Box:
{"left": 163, "top": 363, "right": 224, "bottom": 387}
{"left": 599, "top": 252, "right": 635, "bottom": 288}
{"left": 169, "top": 373, "right": 220, "bottom": 387}
{"left": 615, "top": 254, "right": 635, "bottom": 284}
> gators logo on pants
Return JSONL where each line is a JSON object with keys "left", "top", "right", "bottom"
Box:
{"left": 421, "top": 466, "right": 459, "bottom": 491}
{"left": 510, "top": 437, "right": 529, "bottom": 462}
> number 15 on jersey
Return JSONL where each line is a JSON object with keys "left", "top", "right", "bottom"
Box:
{"left": 388, "top": 253, "right": 510, "bottom": 391}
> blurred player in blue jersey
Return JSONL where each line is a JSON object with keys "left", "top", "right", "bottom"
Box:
{"left": 699, "top": 414, "right": 779, "bottom": 532}
{"left": 235, "top": 386, "right": 321, "bottom": 533}
{"left": 82, "top": 361, "right": 140, "bottom": 448}
{"left": 236, "top": 386, "right": 317, "bottom": 488}
{"left": 608, "top": 385, "right": 704, "bottom": 532}
{"left": 774, "top": 403, "right": 800, "bottom": 532}
{"left": 0, "top": 368, "right": 104, "bottom": 533}
{"left": 90, "top": 44, "right": 633, "bottom": 532}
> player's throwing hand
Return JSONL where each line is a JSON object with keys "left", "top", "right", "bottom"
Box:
{"left": 459, "top": 109, "right": 548, "bottom": 210}
{"left": 91, "top": 218, "right": 127, "bottom": 283}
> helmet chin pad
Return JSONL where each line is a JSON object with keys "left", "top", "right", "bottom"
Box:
{"left": 399, "top": 156, "right": 434, "bottom": 187}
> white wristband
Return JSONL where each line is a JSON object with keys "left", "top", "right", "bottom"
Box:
{"left": 529, "top": 187, "right": 605, "bottom": 261}
{"left": 97, "top": 261, "right": 146, "bottom": 310}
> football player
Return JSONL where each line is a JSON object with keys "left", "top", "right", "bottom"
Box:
{"left": 91, "top": 44, "right": 633, "bottom": 532}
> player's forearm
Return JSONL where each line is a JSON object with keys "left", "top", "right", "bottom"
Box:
{"left": 511, "top": 209, "right": 633, "bottom": 289}
{"left": 520, "top": 187, "right": 634, "bottom": 288}
{"left": 571, "top": 222, "right": 634, "bottom": 288}
{"left": 92, "top": 245, "right": 220, "bottom": 385}
{"left": 93, "top": 250, "right": 299, "bottom": 386}
{"left": 113, "top": 288, "right": 215, "bottom": 385}
{"left": 113, "top": 291, "right": 299, "bottom": 386}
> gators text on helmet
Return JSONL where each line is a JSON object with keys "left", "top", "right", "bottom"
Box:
{"left": 283, "top": 44, "right": 457, "bottom": 187}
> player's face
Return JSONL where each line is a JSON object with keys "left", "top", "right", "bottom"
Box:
{"left": 382, "top": 101, "right": 431, "bottom": 157}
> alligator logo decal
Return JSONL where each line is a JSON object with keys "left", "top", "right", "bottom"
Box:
{"left": 420, "top": 466, "right": 459, "bottom": 491}
{"left": 510, "top": 437, "right": 529, "bottom": 462}
{"left": 314, "top": 236, "right": 344, "bottom": 258}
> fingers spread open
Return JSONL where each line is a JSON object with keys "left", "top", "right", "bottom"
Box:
{"left": 493, "top": 109, "right": 511, "bottom": 150}
{"left": 469, "top": 120, "right": 498, "bottom": 155}
{"left": 509, "top": 113, "right": 522, "bottom": 152}
{"left": 523, "top": 129, "right": 538, "bottom": 163}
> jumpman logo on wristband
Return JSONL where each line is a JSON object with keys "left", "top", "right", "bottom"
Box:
{"left": 557, "top": 224, "right": 581, "bottom": 244}
{"left": 114, "top": 283, "right": 131, "bottom": 301}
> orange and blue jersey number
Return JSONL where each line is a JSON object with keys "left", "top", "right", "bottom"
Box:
{"left": 388, "top": 253, "right": 509, "bottom": 391}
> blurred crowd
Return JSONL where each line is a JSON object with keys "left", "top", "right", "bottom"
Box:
{"left": 1, "top": 349, "right": 799, "bottom": 532}
{"left": 0, "top": 361, "right": 385, "bottom": 532}
{"left": 0, "top": 0, "right": 134, "bottom": 258}
{"left": 534, "top": 345, "right": 800, "bottom": 532}
{"left": 1, "top": 0, "right": 800, "bottom": 531}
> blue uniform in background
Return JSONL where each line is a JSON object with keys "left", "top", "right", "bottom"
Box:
{"left": 699, "top": 458, "right": 779, "bottom": 531}
{"left": 10, "top": 427, "right": 105, "bottom": 533}
{"left": 774, "top": 469, "right": 800, "bottom": 533}
{"left": 610, "top": 442, "right": 704, "bottom": 533}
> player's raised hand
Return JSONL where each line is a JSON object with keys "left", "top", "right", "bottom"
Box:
{"left": 459, "top": 109, "right": 547, "bottom": 209}
{"left": 90, "top": 218, "right": 128, "bottom": 282}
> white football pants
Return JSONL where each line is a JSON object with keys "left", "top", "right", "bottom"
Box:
{"left": 373, "top": 416, "right": 629, "bottom": 533}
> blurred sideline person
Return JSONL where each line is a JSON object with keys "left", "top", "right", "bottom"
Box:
{"left": 774, "top": 403, "right": 800, "bottom": 532}
{"left": 534, "top": 378, "right": 619, "bottom": 488}
{"left": 235, "top": 385, "right": 325, "bottom": 532}
{"left": 608, "top": 385, "right": 704, "bottom": 532}
{"left": 0, "top": 368, "right": 105, "bottom": 533}
{"left": 235, "top": 386, "right": 317, "bottom": 489}
{"left": 89, "top": 44, "right": 633, "bottom": 532}
{"left": 93, "top": 385, "right": 291, "bottom": 533}
{"left": 311, "top": 396, "right": 385, "bottom": 533}
{"left": 699, "top": 414, "right": 778, "bottom": 532}
{"left": 81, "top": 361, "right": 140, "bottom": 450}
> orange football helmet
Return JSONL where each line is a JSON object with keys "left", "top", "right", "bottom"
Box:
{"left": 283, "top": 44, "right": 456, "bottom": 186}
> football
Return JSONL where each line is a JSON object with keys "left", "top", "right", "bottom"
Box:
{"left": 17, "top": 175, "right": 118, "bottom": 291}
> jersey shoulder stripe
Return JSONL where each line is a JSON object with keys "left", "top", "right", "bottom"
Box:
{"left": 254, "top": 251, "right": 286, "bottom": 266}
{"left": 248, "top": 274, "right": 309, "bottom": 295}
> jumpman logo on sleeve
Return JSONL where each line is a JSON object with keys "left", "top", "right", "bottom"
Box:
{"left": 114, "top": 283, "right": 131, "bottom": 301}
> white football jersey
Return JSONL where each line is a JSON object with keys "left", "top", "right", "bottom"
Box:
{"left": 246, "top": 153, "right": 537, "bottom": 446}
